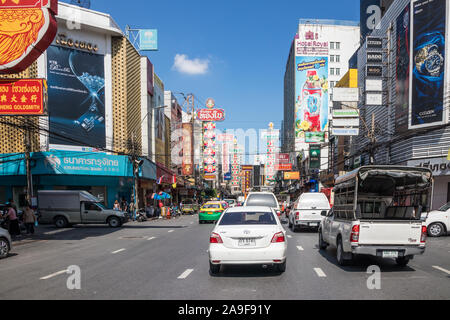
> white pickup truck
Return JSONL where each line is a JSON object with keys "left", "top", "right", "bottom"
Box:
{"left": 318, "top": 166, "right": 433, "bottom": 267}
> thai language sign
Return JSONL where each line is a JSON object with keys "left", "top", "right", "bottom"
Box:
{"left": 0, "top": 79, "right": 46, "bottom": 115}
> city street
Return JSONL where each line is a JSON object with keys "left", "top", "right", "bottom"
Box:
{"left": 1, "top": 215, "right": 449, "bottom": 300}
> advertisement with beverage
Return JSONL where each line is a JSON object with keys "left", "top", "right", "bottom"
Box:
{"left": 295, "top": 56, "right": 329, "bottom": 139}
{"left": 47, "top": 45, "right": 106, "bottom": 148}
{"left": 410, "top": 0, "right": 447, "bottom": 129}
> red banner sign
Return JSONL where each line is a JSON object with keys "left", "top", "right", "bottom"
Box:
{"left": 275, "top": 164, "right": 293, "bottom": 171}
{"left": 0, "top": 0, "right": 58, "bottom": 74}
{"left": 277, "top": 153, "right": 290, "bottom": 164}
{"left": 0, "top": 78, "right": 46, "bottom": 115}
{"left": 197, "top": 109, "right": 225, "bottom": 122}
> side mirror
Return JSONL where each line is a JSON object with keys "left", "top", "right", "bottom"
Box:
{"left": 321, "top": 211, "right": 327, "bottom": 217}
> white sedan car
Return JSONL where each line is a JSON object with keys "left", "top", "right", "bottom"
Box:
{"left": 209, "top": 206, "right": 287, "bottom": 274}
{"left": 422, "top": 202, "right": 450, "bottom": 237}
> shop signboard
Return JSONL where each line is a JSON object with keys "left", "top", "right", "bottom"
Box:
{"left": 332, "top": 88, "right": 359, "bottom": 102}
{"left": 360, "top": 0, "right": 382, "bottom": 43}
{"left": 409, "top": 0, "right": 447, "bottom": 129}
{"left": 305, "top": 132, "right": 325, "bottom": 143}
{"left": 366, "top": 65, "right": 383, "bottom": 77}
{"left": 366, "top": 36, "right": 383, "bottom": 49}
{"left": 139, "top": 29, "right": 158, "bottom": 51}
{"left": 204, "top": 174, "right": 217, "bottom": 181}
{"left": 332, "top": 118, "right": 360, "bottom": 127}
{"left": 276, "top": 153, "right": 290, "bottom": 164}
{"left": 309, "top": 146, "right": 321, "bottom": 169}
{"left": 0, "top": 0, "right": 58, "bottom": 74}
{"left": 284, "top": 172, "right": 300, "bottom": 180}
{"left": 366, "top": 93, "right": 383, "bottom": 105}
{"left": 366, "top": 52, "right": 383, "bottom": 64}
{"left": 182, "top": 123, "right": 193, "bottom": 176}
{"left": 331, "top": 128, "right": 360, "bottom": 136}
{"left": 197, "top": 108, "right": 225, "bottom": 122}
{"left": 366, "top": 79, "right": 383, "bottom": 91}
{"left": 295, "top": 56, "right": 329, "bottom": 139}
{"left": 407, "top": 157, "right": 450, "bottom": 176}
{"left": 0, "top": 79, "right": 47, "bottom": 115}
{"left": 275, "top": 164, "right": 293, "bottom": 171}
{"left": 47, "top": 45, "right": 106, "bottom": 148}
{"left": 333, "top": 109, "right": 359, "bottom": 118}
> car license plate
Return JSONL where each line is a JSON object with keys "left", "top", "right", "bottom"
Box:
{"left": 239, "top": 238, "right": 256, "bottom": 247}
{"left": 382, "top": 251, "right": 399, "bottom": 258}
{"left": 309, "top": 223, "right": 318, "bottom": 227}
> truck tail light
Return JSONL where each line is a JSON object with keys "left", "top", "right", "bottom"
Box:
{"left": 271, "top": 232, "right": 285, "bottom": 243}
{"left": 421, "top": 226, "right": 427, "bottom": 243}
{"left": 295, "top": 211, "right": 300, "bottom": 221}
{"left": 210, "top": 233, "right": 223, "bottom": 244}
{"left": 350, "top": 224, "right": 360, "bottom": 243}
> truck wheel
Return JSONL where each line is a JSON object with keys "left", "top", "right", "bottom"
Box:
{"left": 428, "top": 223, "right": 445, "bottom": 237}
{"left": 0, "top": 237, "right": 10, "bottom": 259}
{"left": 54, "top": 216, "right": 68, "bottom": 228}
{"left": 336, "top": 238, "right": 349, "bottom": 266}
{"left": 209, "top": 262, "right": 220, "bottom": 275}
{"left": 108, "top": 217, "right": 122, "bottom": 228}
{"left": 396, "top": 257, "right": 410, "bottom": 267}
{"left": 319, "top": 230, "right": 328, "bottom": 250}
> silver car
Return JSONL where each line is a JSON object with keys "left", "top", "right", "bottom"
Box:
{"left": 0, "top": 227, "right": 11, "bottom": 259}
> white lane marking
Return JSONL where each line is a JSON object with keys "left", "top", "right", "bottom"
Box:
{"left": 287, "top": 235, "right": 292, "bottom": 239}
{"left": 178, "top": 269, "right": 194, "bottom": 279}
{"left": 433, "top": 266, "right": 450, "bottom": 275}
{"left": 190, "top": 222, "right": 194, "bottom": 225}
{"left": 297, "top": 246, "right": 304, "bottom": 251}
{"left": 40, "top": 270, "right": 67, "bottom": 280}
{"left": 314, "top": 268, "right": 327, "bottom": 278}
{"left": 111, "top": 248, "right": 126, "bottom": 254}
{"left": 44, "top": 229, "right": 74, "bottom": 235}
{"left": 168, "top": 230, "right": 174, "bottom": 233}
{"left": 147, "top": 237, "right": 156, "bottom": 241}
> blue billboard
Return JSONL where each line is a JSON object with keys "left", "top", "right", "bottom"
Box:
{"left": 140, "top": 29, "right": 158, "bottom": 51}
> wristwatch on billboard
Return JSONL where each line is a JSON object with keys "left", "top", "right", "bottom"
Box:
{"left": 415, "top": 44, "right": 444, "bottom": 77}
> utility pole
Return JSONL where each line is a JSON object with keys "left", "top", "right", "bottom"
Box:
{"left": 24, "top": 117, "right": 33, "bottom": 206}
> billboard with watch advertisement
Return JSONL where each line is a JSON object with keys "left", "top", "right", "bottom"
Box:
{"left": 409, "top": 0, "right": 448, "bottom": 129}
{"left": 47, "top": 45, "right": 106, "bottom": 148}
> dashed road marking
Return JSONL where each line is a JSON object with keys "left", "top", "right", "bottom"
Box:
{"left": 40, "top": 270, "right": 67, "bottom": 280}
{"left": 44, "top": 229, "right": 74, "bottom": 235}
{"left": 147, "top": 237, "right": 156, "bottom": 241}
{"left": 297, "top": 246, "right": 304, "bottom": 251}
{"left": 314, "top": 268, "right": 327, "bottom": 278}
{"left": 178, "top": 269, "right": 194, "bottom": 279}
{"left": 168, "top": 230, "right": 174, "bottom": 233}
{"left": 287, "top": 235, "right": 292, "bottom": 239}
{"left": 111, "top": 248, "right": 126, "bottom": 254}
{"left": 433, "top": 266, "right": 450, "bottom": 275}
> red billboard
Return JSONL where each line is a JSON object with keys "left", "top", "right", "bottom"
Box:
{"left": 0, "top": 0, "right": 58, "bottom": 74}
{"left": 0, "top": 78, "right": 47, "bottom": 115}
{"left": 275, "top": 164, "right": 293, "bottom": 171}
{"left": 197, "top": 109, "right": 225, "bottom": 122}
{"left": 277, "top": 153, "right": 290, "bottom": 164}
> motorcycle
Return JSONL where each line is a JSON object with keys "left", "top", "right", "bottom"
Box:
{"left": 136, "top": 209, "right": 148, "bottom": 222}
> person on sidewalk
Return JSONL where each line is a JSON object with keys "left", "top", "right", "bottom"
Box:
{"left": 23, "top": 204, "right": 36, "bottom": 235}
{"left": 5, "top": 203, "right": 20, "bottom": 237}
{"left": 113, "top": 200, "right": 120, "bottom": 211}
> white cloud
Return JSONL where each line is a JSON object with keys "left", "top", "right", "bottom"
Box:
{"left": 172, "top": 54, "right": 210, "bottom": 75}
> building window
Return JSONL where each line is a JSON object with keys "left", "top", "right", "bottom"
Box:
{"left": 330, "top": 68, "right": 335, "bottom": 75}
{"left": 336, "top": 42, "right": 341, "bottom": 50}
{"left": 336, "top": 68, "right": 340, "bottom": 76}
{"left": 330, "top": 42, "right": 335, "bottom": 50}
{"left": 330, "top": 81, "right": 335, "bottom": 88}
{"left": 336, "top": 55, "right": 340, "bottom": 63}
{"left": 330, "top": 55, "right": 335, "bottom": 62}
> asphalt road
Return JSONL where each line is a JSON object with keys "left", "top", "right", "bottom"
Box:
{"left": 0, "top": 215, "right": 449, "bottom": 300}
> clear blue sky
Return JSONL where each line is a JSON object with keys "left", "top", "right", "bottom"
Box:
{"left": 68, "top": 0, "right": 360, "bottom": 133}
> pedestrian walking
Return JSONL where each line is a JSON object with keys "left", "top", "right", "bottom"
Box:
{"left": 129, "top": 199, "right": 135, "bottom": 221}
{"left": 113, "top": 200, "right": 120, "bottom": 211}
{"left": 23, "top": 204, "right": 36, "bottom": 235}
{"left": 120, "top": 198, "right": 128, "bottom": 212}
{"left": 5, "top": 202, "right": 20, "bottom": 237}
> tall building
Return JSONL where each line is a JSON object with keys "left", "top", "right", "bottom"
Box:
{"left": 283, "top": 19, "right": 360, "bottom": 185}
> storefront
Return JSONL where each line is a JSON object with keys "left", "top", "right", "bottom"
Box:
{"left": 407, "top": 157, "right": 450, "bottom": 210}
{"left": 0, "top": 151, "right": 156, "bottom": 209}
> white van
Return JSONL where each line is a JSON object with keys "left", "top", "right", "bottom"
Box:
{"left": 289, "top": 193, "right": 330, "bottom": 231}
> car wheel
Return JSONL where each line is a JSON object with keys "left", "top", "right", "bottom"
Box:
{"left": 396, "top": 257, "right": 410, "bottom": 267}
{"left": 428, "top": 223, "right": 445, "bottom": 237}
{"left": 319, "top": 230, "right": 328, "bottom": 250}
{"left": 54, "top": 216, "right": 68, "bottom": 228}
{"left": 209, "top": 262, "right": 220, "bottom": 275}
{"left": 108, "top": 217, "right": 122, "bottom": 228}
{"left": 336, "top": 238, "right": 349, "bottom": 266}
{"left": 277, "top": 261, "right": 286, "bottom": 273}
{"left": 0, "top": 237, "right": 9, "bottom": 259}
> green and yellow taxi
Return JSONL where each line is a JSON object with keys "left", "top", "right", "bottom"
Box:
{"left": 199, "top": 201, "right": 225, "bottom": 224}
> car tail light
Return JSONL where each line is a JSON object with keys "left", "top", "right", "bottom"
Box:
{"left": 350, "top": 224, "right": 360, "bottom": 243}
{"left": 210, "top": 233, "right": 223, "bottom": 244}
{"left": 421, "top": 226, "right": 427, "bottom": 243}
{"left": 276, "top": 210, "right": 281, "bottom": 217}
{"left": 271, "top": 232, "right": 285, "bottom": 243}
{"left": 295, "top": 211, "right": 300, "bottom": 221}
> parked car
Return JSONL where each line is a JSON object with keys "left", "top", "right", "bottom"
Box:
{"left": 180, "top": 199, "right": 199, "bottom": 215}
{"left": 319, "top": 166, "right": 432, "bottom": 267}
{"left": 0, "top": 227, "right": 11, "bottom": 259}
{"left": 199, "top": 201, "right": 226, "bottom": 224}
{"left": 38, "top": 190, "right": 128, "bottom": 228}
{"left": 224, "top": 199, "right": 237, "bottom": 208}
{"left": 244, "top": 192, "right": 281, "bottom": 217}
{"left": 422, "top": 202, "right": 450, "bottom": 237}
{"left": 209, "top": 206, "right": 287, "bottom": 274}
{"left": 289, "top": 193, "right": 331, "bottom": 232}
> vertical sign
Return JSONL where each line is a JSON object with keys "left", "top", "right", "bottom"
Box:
{"left": 222, "top": 142, "right": 230, "bottom": 175}
{"left": 410, "top": 0, "right": 447, "bottom": 129}
{"left": 182, "top": 123, "right": 193, "bottom": 176}
{"left": 360, "top": 0, "right": 382, "bottom": 44}
{"left": 203, "top": 122, "right": 216, "bottom": 176}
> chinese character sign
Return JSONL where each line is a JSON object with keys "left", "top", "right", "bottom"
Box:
{"left": 203, "top": 122, "right": 216, "bottom": 175}
{"left": 0, "top": 79, "right": 46, "bottom": 115}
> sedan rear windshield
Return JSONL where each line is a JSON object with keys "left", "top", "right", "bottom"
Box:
{"left": 246, "top": 195, "right": 277, "bottom": 208}
{"left": 219, "top": 212, "right": 277, "bottom": 225}
{"left": 203, "top": 204, "right": 220, "bottom": 209}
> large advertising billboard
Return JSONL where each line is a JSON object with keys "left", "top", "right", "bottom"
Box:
{"left": 395, "top": 4, "right": 411, "bottom": 134}
{"left": 47, "top": 45, "right": 106, "bottom": 148}
{"left": 295, "top": 56, "right": 329, "bottom": 140}
{"left": 410, "top": 0, "right": 447, "bottom": 129}
{"left": 360, "top": 0, "right": 382, "bottom": 43}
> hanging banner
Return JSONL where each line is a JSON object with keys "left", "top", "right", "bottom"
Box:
{"left": 0, "top": 0, "right": 58, "bottom": 74}
{"left": 410, "top": 0, "right": 447, "bottom": 129}
{"left": 295, "top": 56, "right": 329, "bottom": 140}
{"left": 182, "top": 123, "right": 193, "bottom": 176}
